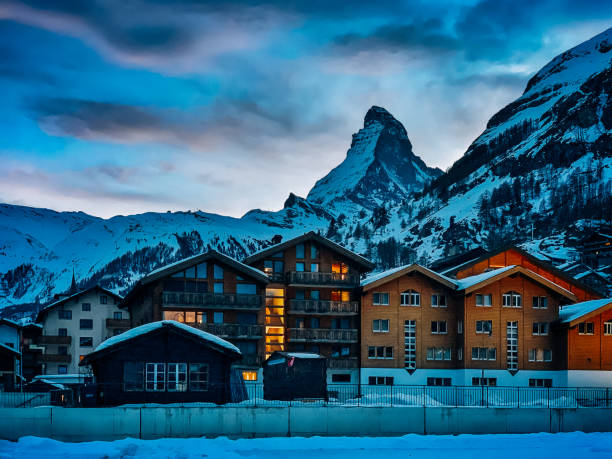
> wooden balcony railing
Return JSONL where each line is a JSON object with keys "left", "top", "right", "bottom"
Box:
{"left": 327, "top": 357, "right": 359, "bottom": 369}
{"left": 288, "top": 328, "right": 358, "bottom": 343}
{"left": 286, "top": 271, "right": 360, "bottom": 286}
{"left": 36, "top": 335, "right": 72, "bottom": 345}
{"left": 162, "top": 292, "right": 263, "bottom": 310}
{"left": 288, "top": 299, "right": 358, "bottom": 315}
{"left": 105, "top": 318, "right": 130, "bottom": 329}
{"left": 194, "top": 323, "right": 263, "bottom": 339}
{"left": 37, "top": 354, "right": 71, "bottom": 363}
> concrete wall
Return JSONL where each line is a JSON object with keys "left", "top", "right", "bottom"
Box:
{"left": 1, "top": 406, "right": 612, "bottom": 441}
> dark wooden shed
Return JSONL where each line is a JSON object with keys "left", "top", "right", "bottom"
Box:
{"left": 263, "top": 352, "right": 327, "bottom": 401}
{"left": 80, "top": 320, "right": 244, "bottom": 406}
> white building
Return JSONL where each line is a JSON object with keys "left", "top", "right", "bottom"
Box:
{"left": 35, "top": 286, "right": 127, "bottom": 375}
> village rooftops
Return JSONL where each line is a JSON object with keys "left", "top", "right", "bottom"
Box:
{"left": 361, "top": 264, "right": 456, "bottom": 290}
{"left": 559, "top": 298, "right": 612, "bottom": 325}
{"left": 36, "top": 285, "right": 123, "bottom": 323}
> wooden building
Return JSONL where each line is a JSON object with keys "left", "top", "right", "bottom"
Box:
{"left": 120, "top": 250, "right": 269, "bottom": 379}
{"left": 0, "top": 342, "right": 20, "bottom": 391}
{"left": 20, "top": 323, "right": 42, "bottom": 382}
{"left": 243, "top": 232, "right": 374, "bottom": 384}
{"left": 263, "top": 352, "right": 327, "bottom": 401}
{"left": 79, "top": 320, "right": 244, "bottom": 406}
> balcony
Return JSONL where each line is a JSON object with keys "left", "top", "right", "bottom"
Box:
{"left": 195, "top": 323, "right": 263, "bottom": 339}
{"left": 327, "top": 357, "right": 359, "bottom": 369}
{"left": 288, "top": 299, "right": 358, "bottom": 315}
{"left": 37, "top": 354, "right": 71, "bottom": 363}
{"left": 287, "top": 271, "right": 360, "bottom": 287}
{"left": 265, "top": 272, "right": 285, "bottom": 283}
{"left": 162, "top": 291, "right": 262, "bottom": 310}
{"left": 288, "top": 328, "right": 358, "bottom": 343}
{"left": 238, "top": 354, "right": 262, "bottom": 366}
{"left": 106, "top": 318, "right": 130, "bottom": 329}
{"left": 36, "top": 335, "right": 72, "bottom": 345}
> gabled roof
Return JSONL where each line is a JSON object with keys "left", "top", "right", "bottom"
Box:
{"left": 429, "top": 247, "right": 489, "bottom": 274}
{"left": 559, "top": 298, "right": 612, "bottom": 326}
{"left": 36, "top": 286, "right": 123, "bottom": 323}
{"left": 80, "top": 320, "right": 241, "bottom": 365}
{"left": 243, "top": 231, "right": 375, "bottom": 271}
{"left": 0, "top": 318, "right": 20, "bottom": 329}
{"left": 361, "top": 264, "right": 456, "bottom": 291}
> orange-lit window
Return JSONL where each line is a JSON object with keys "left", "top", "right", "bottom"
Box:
{"left": 331, "top": 290, "right": 350, "bottom": 301}
{"left": 79, "top": 355, "right": 85, "bottom": 362}
{"left": 332, "top": 263, "right": 349, "bottom": 274}
{"left": 242, "top": 371, "right": 258, "bottom": 381}
{"left": 163, "top": 310, "right": 185, "bottom": 322}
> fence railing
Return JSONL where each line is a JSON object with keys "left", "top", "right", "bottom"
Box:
{"left": 196, "top": 323, "right": 263, "bottom": 339}
{"left": 288, "top": 299, "right": 359, "bottom": 315}
{"left": 287, "top": 271, "right": 360, "bottom": 286}
{"left": 0, "top": 392, "right": 51, "bottom": 408}
{"left": 162, "top": 292, "right": 263, "bottom": 309}
{"left": 288, "top": 328, "right": 359, "bottom": 343}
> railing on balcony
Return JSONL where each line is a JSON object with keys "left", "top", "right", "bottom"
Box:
{"left": 238, "top": 354, "right": 262, "bottom": 366}
{"left": 105, "top": 318, "right": 130, "bottom": 329}
{"left": 265, "top": 272, "right": 285, "bottom": 283}
{"left": 287, "top": 271, "right": 360, "bottom": 286}
{"left": 36, "top": 335, "right": 72, "bottom": 345}
{"left": 288, "top": 328, "right": 358, "bottom": 343}
{"left": 194, "top": 323, "right": 263, "bottom": 339}
{"left": 37, "top": 354, "right": 71, "bottom": 363}
{"left": 327, "top": 357, "right": 359, "bottom": 369}
{"left": 288, "top": 299, "right": 358, "bottom": 315}
{"left": 162, "top": 291, "right": 263, "bottom": 310}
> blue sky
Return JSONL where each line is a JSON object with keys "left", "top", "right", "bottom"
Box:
{"left": 0, "top": 0, "right": 610, "bottom": 218}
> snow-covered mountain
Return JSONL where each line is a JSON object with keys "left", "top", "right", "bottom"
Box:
{"left": 1, "top": 28, "right": 611, "bottom": 315}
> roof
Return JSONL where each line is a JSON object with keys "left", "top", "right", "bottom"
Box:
{"left": 80, "top": 320, "right": 241, "bottom": 365}
{"left": 272, "top": 352, "right": 323, "bottom": 359}
{"left": 558, "top": 298, "right": 612, "bottom": 325}
{"left": 361, "top": 264, "right": 457, "bottom": 291}
{"left": 0, "top": 342, "right": 20, "bottom": 357}
{"left": 120, "top": 249, "right": 269, "bottom": 307}
{"left": 36, "top": 286, "right": 123, "bottom": 323}
{"left": 429, "top": 247, "right": 488, "bottom": 274}
{"left": 243, "top": 231, "right": 375, "bottom": 271}
{"left": 454, "top": 266, "right": 517, "bottom": 290}
{"left": 28, "top": 379, "right": 66, "bottom": 390}
{"left": 0, "top": 318, "right": 21, "bottom": 329}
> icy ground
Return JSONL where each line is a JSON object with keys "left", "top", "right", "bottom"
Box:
{"left": 1, "top": 432, "right": 611, "bottom": 459}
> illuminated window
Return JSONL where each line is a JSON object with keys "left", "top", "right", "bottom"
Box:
{"left": 311, "top": 263, "right": 319, "bottom": 272}
{"left": 331, "top": 290, "right": 350, "bottom": 302}
{"left": 332, "top": 263, "right": 348, "bottom": 274}
{"left": 163, "top": 310, "right": 185, "bottom": 322}
{"left": 242, "top": 371, "right": 258, "bottom": 381}
{"left": 529, "top": 349, "right": 552, "bottom": 362}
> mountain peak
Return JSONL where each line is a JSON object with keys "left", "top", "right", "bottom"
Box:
{"left": 364, "top": 106, "right": 407, "bottom": 134}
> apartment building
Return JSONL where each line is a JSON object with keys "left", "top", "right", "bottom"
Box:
{"left": 35, "top": 286, "right": 126, "bottom": 376}
{"left": 121, "top": 250, "right": 270, "bottom": 380}
{"left": 0, "top": 318, "right": 21, "bottom": 391}
{"left": 244, "top": 231, "right": 374, "bottom": 384}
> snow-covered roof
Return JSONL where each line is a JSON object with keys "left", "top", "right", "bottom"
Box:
{"left": 36, "top": 285, "right": 123, "bottom": 323}
{"left": 30, "top": 379, "right": 66, "bottom": 390}
{"left": 559, "top": 298, "right": 612, "bottom": 324}
{"left": 0, "top": 318, "right": 20, "bottom": 328}
{"left": 91, "top": 320, "right": 241, "bottom": 355}
{"left": 32, "top": 374, "right": 86, "bottom": 385}
{"left": 454, "top": 266, "right": 517, "bottom": 290}
{"left": 361, "top": 264, "right": 456, "bottom": 290}
{"left": 361, "top": 265, "right": 414, "bottom": 286}
{"left": 281, "top": 352, "right": 322, "bottom": 359}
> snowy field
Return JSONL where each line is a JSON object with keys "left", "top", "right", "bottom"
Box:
{"left": 1, "top": 432, "right": 611, "bottom": 459}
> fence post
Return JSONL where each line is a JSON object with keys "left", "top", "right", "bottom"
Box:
{"left": 547, "top": 387, "right": 550, "bottom": 409}
{"left": 607, "top": 387, "right": 610, "bottom": 409}
{"left": 390, "top": 384, "right": 394, "bottom": 407}
{"left": 517, "top": 386, "right": 520, "bottom": 408}
{"left": 455, "top": 385, "right": 458, "bottom": 407}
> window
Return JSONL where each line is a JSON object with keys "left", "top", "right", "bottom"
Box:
{"left": 458, "top": 320, "right": 463, "bottom": 334}
{"left": 457, "top": 347, "right": 463, "bottom": 360}
{"left": 189, "top": 363, "right": 209, "bottom": 391}
{"left": 529, "top": 378, "right": 552, "bottom": 388}
{"left": 295, "top": 289, "right": 305, "bottom": 300}
{"left": 310, "top": 290, "right": 320, "bottom": 300}
{"left": 123, "top": 362, "right": 144, "bottom": 391}
{"left": 296, "top": 243, "right": 305, "bottom": 259}
{"left": 82, "top": 303, "right": 91, "bottom": 311}
{"left": 272, "top": 251, "right": 283, "bottom": 258}
{"left": 472, "top": 377, "right": 496, "bottom": 386}
{"left": 311, "top": 263, "right": 319, "bottom": 272}
{"left": 368, "top": 346, "right": 393, "bottom": 359}
{"left": 502, "top": 291, "right": 522, "bottom": 308}
{"left": 431, "top": 321, "right": 447, "bottom": 334}
{"left": 113, "top": 311, "right": 122, "bottom": 320}
{"left": 532, "top": 296, "right": 548, "bottom": 309}
{"left": 242, "top": 371, "right": 258, "bottom": 381}
{"left": 310, "top": 245, "right": 319, "bottom": 259}
{"left": 171, "top": 270, "right": 184, "bottom": 278}
{"left": 331, "top": 373, "right": 351, "bottom": 383}
{"left": 605, "top": 322, "right": 612, "bottom": 335}
{"left": 372, "top": 319, "right": 390, "bottom": 333}
{"left": 146, "top": 363, "right": 165, "bottom": 391}
{"left": 236, "top": 341, "right": 257, "bottom": 355}
{"left": 506, "top": 321, "right": 518, "bottom": 370}
{"left": 529, "top": 349, "right": 552, "bottom": 362}
{"left": 263, "top": 260, "right": 273, "bottom": 275}
{"left": 295, "top": 262, "right": 305, "bottom": 272}
{"left": 310, "top": 317, "right": 320, "bottom": 328}
{"left": 404, "top": 320, "right": 416, "bottom": 370}
{"left": 331, "top": 318, "right": 350, "bottom": 329}
{"left": 58, "top": 328, "right": 68, "bottom": 336}
{"left": 185, "top": 266, "right": 196, "bottom": 278}
{"left": 476, "top": 320, "right": 492, "bottom": 334}
{"left": 532, "top": 322, "right": 549, "bottom": 336}
{"left": 309, "top": 344, "right": 320, "bottom": 354}
{"left": 58, "top": 346, "right": 68, "bottom": 355}
{"left": 79, "top": 337, "right": 93, "bottom": 347}
{"left": 426, "top": 347, "right": 452, "bottom": 361}
{"left": 295, "top": 317, "right": 305, "bottom": 329}
{"left": 332, "top": 262, "right": 349, "bottom": 274}
{"left": 431, "top": 294, "right": 447, "bottom": 307}
{"left": 196, "top": 262, "right": 207, "bottom": 279}
{"left": 213, "top": 312, "right": 224, "bottom": 324}
{"left": 578, "top": 322, "right": 595, "bottom": 335}
{"left": 237, "top": 313, "right": 257, "bottom": 325}
{"left": 100, "top": 295, "right": 108, "bottom": 304}
{"left": 475, "top": 294, "right": 492, "bottom": 307}
{"left": 331, "top": 290, "right": 350, "bottom": 302}
{"left": 214, "top": 282, "right": 224, "bottom": 294}
{"left": 368, "top": 376, "right": 394, "bottom": 386}
{"left": 373, "top": 292, "right": 389, "bottom": 305}
{"left": 167, "top": 363, "right": 187, "bottom": 392}
{"left": 58, "top": 310, "right": 72, "bottom": 320}
{"left": 427, "top": 377, "right": 451, "bottom": 386}
{"left": 471, "top": 347, "right": 497, "bottom": 360}
{"left": 58, "top": 365, "right": 68, "bottom": 374}
{"left": 80, "top": 319, "right": 93, "bottom": 330}
{"left": 401, "top": 290, "right": 420, "bottom": 306}
{"left": 236, "top": 283, "right": 257, "bottom": 295}
{"left": 213, "top": 265, "right": 224, "bottom": 279}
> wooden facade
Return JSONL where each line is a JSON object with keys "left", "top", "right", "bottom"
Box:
{"left": 121, "top": 250, "right": 269, "bottom": 370}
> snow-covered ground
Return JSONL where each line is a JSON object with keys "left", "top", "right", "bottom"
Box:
{"left": 0, "top": 432, "right": 611, "bottom": 459}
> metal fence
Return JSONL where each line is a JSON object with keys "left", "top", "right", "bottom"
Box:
{"left": 0, "top": 392, "right": 51, "bottom": 408}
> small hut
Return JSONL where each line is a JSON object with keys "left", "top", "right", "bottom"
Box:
{"left": 263, "top": 352, "right": 326, "bottom": 401}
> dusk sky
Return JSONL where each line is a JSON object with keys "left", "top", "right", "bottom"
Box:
{"left": 0, "top": 1, "right": 611, "bottom": 218}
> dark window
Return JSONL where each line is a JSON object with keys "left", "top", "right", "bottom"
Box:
{"left": 310, "top": 317, "right": 320, "bottom": 328}
{"left": 213, "top": 265, "right": 224, "bottom": 279}
{"left": 167, "top": 363, "right": 187, "bottom": 392}
{"left": 80, "top": 319, "right": 93, "bottom": 330}
{"left": 82, "top": 303, "right": 91, "bottom": 311}
{"left": 58, "top": 328, "right": 68, "bottom": 336}
{"left": 331, "top": 373, "right": 351, "bottom": 383}
{"left": 79, "top": 337, "right": 93, "bottom": 347}
{"left": 145, "top": 363, "right": 165, "bottom": 391}
{"left": 58, "top": 365, "right": 68, "bottom": 374}
{"left": 368, "top": 376, "right": 394, "bottom": 386}
{"left": 185, "top": 266, "right": 196, "bottom": 278}
{"left": 190, "top": 363, "right": 209, "bottom": 391}
{"left": 123, "top": 362, "right": 144, "bottom": 391}
{"left": 296, "top": 262, "right": 305, "bottom": 272}
{"left": 295, "top": 289, "right": 305, "bottom": 300}
{"left": 472, "top": 377, "right": 497, "bottom": 386}
{"left": 310, "top": 290, "right": 320, "bottom": 300}
{"left": 578, "top": 322, "right": 595, "bottom": 335}
{"left": 296, "top": 243, "right": 305, "bottom": 259}
{"left": 58, "top": 310, "right": 72, "bottom": 320}
{"left": 529, "top": 378, "right": 553, "bottom": 388}
{"left": 431, "top": 321, "right": 447, "bottom": 334}
{"left": 100, "top": 295, "right": 108, "bottom": 304}
{"left": 296, "top": 317, "right": 305, "bottom": 328}
{"left": 214, "top": 282, "right": 224, "bottom": 294}
{"left": 310, "top": 244, "right": 319, "bottom": 259}
{"left": 236, "top": 341, "right": 257, "bottom": 355}
{"left": 113, "top": 311, "right": 122, "bottom": 320}
{"left": 58, "top": 346, "right": 68, "bottom": 355}
{"left": 427, "top": 377, "right": 452, "bottom": 386}
{"left": 237, "top": 313, "right": 257, "bottom": 325}
{"left": 213, "top": 312, "right": 224, "bottom": 324}
{"left": 309, "top": 344, "right": 320, "bottom": 354}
